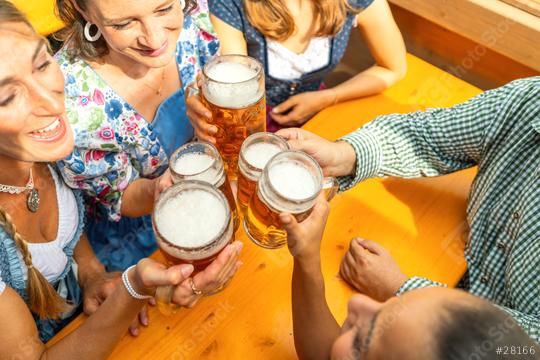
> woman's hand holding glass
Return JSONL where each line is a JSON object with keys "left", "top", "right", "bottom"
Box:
{"left": 152, "top": 168, "right": 174, "bottom": 201}
{"left": 185, "top": 81, "right": 218, "bottom": 144}
{"left": 168, "top": 241, "right": 243, "bottom": 308}
{"left": 136, "top": 241, "right": 242, "bottom": 309}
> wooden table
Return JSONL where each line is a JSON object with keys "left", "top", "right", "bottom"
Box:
{"left": 13, "top": 0, "right": 64, "bottom": 36}
{"left": 48, "top": 54, "right": 481, "bottom": 359}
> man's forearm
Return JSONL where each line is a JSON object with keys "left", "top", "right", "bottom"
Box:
{"left": 292, "top": 259, "right": 341, "bottom": 360}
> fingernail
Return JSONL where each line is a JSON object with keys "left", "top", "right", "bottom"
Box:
{"left": 181, "top": 264, "right": 194, "bottom": 277}
{"left": 210, "top": 126, "right": 217, "bottom": 134}
{"left": 142, "top": 317, "right": 149, "bottom": 326}
{"left": 132, "top": 328, "right": 139, "bottom": 336}
{"left": 205, "top": 112, "right": 212, "bottom": 118}
{"left": 236, "top": 242, "right": 244, "bottom": 251}
{"left": 272, "top": 108, "right": 279, "bottom": 113}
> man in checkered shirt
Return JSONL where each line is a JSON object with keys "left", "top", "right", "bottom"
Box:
{"left": 278, "top": 77, "right": 539, "bottom": 343}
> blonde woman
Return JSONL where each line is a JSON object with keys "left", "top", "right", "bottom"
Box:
{"left": 188, "top": 0, "right": 406, "bottom": 137}
{"left": 0, "top": 2, "right": 241, "bottom": 356}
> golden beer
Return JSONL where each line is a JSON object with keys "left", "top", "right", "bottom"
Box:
{"left": 152, "top": 181, "right": 234, "bottom": 271}
{"left": 202, "top": 55, "right": 266, "bottom": 180}
{"left": 237, "top": 171, "right": 256, "bottom": 215}
{"left": 237, "top": 132, "right": 289, "bottom": 214}
{"left": 170, "top": 141, "right": 239, "bottom": 231}
{"left": 244, "top": 151, "right": 326, "bottom": 249}
{"left": 153, "top": 181, "right": 234, "bottom": 313}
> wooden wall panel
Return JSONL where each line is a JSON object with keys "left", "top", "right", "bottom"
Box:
{"left": 327, "top": 4, "right": 539, "bottom": 90}
{"left": 388, "top": 0, "right": 540, "bottom": 71}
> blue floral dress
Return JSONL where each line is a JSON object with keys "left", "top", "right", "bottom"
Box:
{"left": 56, "top": 15, "right": 219, "bottom": 271}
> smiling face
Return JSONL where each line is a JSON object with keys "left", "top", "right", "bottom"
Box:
{"left": 82, "top": 0, "right": 184, "bottom": 68}
{"left": 331, "top": 288, "right": 471, "bottom": 360}
{"left": 0, "top": 22, "right": 73, "bottom": 163}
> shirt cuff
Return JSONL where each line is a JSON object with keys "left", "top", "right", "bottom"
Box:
{"left": 337, "top": 128, "right": 383, "bottom": 192}
{"left": 396, "top": 276, "right": 448, "bottom": 296}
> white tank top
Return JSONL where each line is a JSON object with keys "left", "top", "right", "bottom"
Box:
{"left": 267, "top": 37, "right": 331, "bottom": 81}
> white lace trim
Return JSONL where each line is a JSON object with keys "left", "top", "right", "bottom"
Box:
{"left": 267, "top": 37, "right": 331, "bottom": 81}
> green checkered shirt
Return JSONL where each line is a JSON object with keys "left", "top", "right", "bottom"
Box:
{"left": 338, "top": 77, "right": 539, "bottom": 343}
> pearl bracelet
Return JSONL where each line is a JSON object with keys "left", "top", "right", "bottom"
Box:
{"left": 122, "top": 265, "right": 153, "bottom": 300}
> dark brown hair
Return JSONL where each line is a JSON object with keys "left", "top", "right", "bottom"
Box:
{"left": 244, "top": 0, "right": 361, "bottom": 42}
{"left": 435, "top": 301, "right": 539, "bottom": 360}
{"left": 55, "top": 0, "right": 198, "bottom": 61}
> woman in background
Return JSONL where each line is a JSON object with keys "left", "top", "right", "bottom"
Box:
{"left": 188, "top": 0, "right": 406, "bottom": 137}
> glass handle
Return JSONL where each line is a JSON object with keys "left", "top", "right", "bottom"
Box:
{"left": 322, "top": 177, "right": 339, "bottom": 202}
{"left": 155, "top": 285, "right": 181, "bottom": 316}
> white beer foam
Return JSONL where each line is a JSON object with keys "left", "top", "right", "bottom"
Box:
{"left": 156, "top": 189, "right": 226, "bottom": 248}
{"left": 244, "top": 143, "right": 281, "bottom": 169}
{"left": 172, "top": 153, "right": 220, "bottom": 184}
{"left": 269, "top": 162, "right": 318, "bottom": 200}
{"left": 204, "top": 61, "right": 263, "bottom": 109}
{"left": 207, "top": 62, "right": 256, "bottom": 83}
{"left": 173, "top": 152, "right": 213, "bottom": 175}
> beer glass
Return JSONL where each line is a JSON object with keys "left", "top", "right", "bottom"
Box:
{"left": 237, "top": 132, "right": 289, "bottom": 214}
{"left": 169, "top": 141, "right": 239, "bottom": 231}
{"left": 153, "top": 180, "right": 234, "bottom": 314}
{"left": 201, "top": 54, "right": 266, "bottom": 180}
{"left": 244, "top": 151, "right": 339, "bottom": 249}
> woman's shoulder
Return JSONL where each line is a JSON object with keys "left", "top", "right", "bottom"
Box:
{"left": 189, "top": 0, "right": 217, "bottom": 35}
{"left": 207, "top": 0, "right": 246, "bottom": 27}
{"left": 177, "top": 14, "right": 220, "bottom": 87}
{"left": 55, "top": 47, "right": 108, "bottom": 110}
{"left": 179, "top": 13, "right": 218, "bottom": 45}
{"left": 348, "top": 0, "right": 375, "bottom": 10}
{"left": 208, "top": 0, "right": 244, "bottom": 10}
{"left": 54, "top": 47, "right": 91, "bottom": 95}
{"left": 55, "top": 50, "right": 125, "bottom": 150}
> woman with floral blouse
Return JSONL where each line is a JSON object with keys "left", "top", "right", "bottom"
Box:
{"left": 55, "top": 0, "right": 219, "bottom": 271}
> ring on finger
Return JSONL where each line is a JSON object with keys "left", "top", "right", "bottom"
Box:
{"left": 189, "top": 278, "right": 203, "bottom": 296}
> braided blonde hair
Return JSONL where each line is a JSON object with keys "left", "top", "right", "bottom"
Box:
{"left": 0, "top": 207, "right": 68, "bottom": 319}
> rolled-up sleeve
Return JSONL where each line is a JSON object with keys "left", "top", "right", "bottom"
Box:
{"left": 337, "top": 83, "right": 511, "bottom": 191}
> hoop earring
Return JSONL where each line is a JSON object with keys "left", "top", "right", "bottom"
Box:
{"left": 84, "top": 22, "right": 102, "bottom": 42}
{"left": 180, "top": 0, "right": 186, "bottom": 11}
